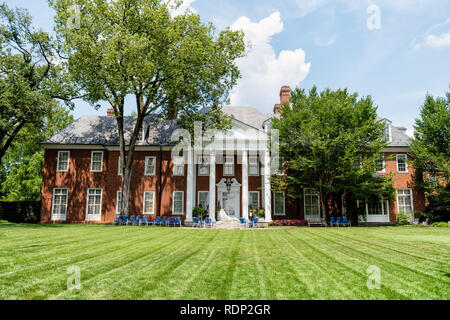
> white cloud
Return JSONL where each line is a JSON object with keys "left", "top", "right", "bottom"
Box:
{"left": 423, "top": 32, "right": 450, "bottom": 48}
{"left": 229, "top": 12, "right": 311, "bottom": 112}
{"left": 166, "top": 0, "right": 196, "bottom": 17}
{"left": 412, "top": 17, "right": 450, "bottom": 50}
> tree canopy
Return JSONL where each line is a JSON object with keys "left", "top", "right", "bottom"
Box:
{"left": 272, "top": 86, "right": 395, "bottom": 223}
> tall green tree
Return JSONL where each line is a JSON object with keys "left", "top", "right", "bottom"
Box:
{"left": 1, "top": 103, "right": 73, "bottom": 201}
{"left": 272, "top": 86, "right": 395, "bottom": 224}
{"left": 0, "top": 4, "right": 75, "bottom": 165}
{"left": 50, "top": 0, "right": 246, "bottom": 216}
{"left": 410, "top": 91, "right": 450, "bottom": 222}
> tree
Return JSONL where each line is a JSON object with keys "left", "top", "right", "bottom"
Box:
{"left": 0, "top": 4, "right": 74, "bottom": 165}
{"left": 50, "top": 0, "right": 246, "bottom": 216}
{"left": 271, "top": 86, "right": 395, "bottom": 224}
{"left": 1, "top": 103, "right": 73, "bottom": 201}
{"left": 410, "top": 91, "right": 450, "bottom": 222}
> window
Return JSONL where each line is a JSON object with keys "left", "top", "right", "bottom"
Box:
{"left": 198, "top": 191, "right": 209, "bottom": 210}
{"left": 249, "top": 191, "right": 260, "bottom": 210}
{"left": 57, "top": 151, "right": 70, "bottom": 172}
{"left": 396, "top": 154, "right": 408, "bottom": 173}
{"left": 198, "top": 156, "right": 209, "bottom": 176}
{"left": 223, "top": 156, "right": 234, "bottom": 176}
{"left": 143, "top": 191, "right": 155, "bottom": 215}
{"left": 173, "top": 191, "right": 184, "bottom": 215}
{"left": 375, "top": 154, "right": 385, "bottom": 173}
{"left": 358, "top": 200, "right": 389, "bottom": 215}
{"left": 116, "top": 191, "right": 122, "bottom": 214}
{"left": 144, "top": 157, "right": 156, "bottom": 176}
{"left": 248, "top": 156, "right": 259, "bottom": 176}
{"left": 384, "top": 125, "right": 391, "bottom": 142}
{"left": 138, "top": 125, "right": 146, "bottom": 142}
{"left": 86, "top": 189, "right": 102, "bottom": 218}
{"left": 51, "top": 188, "right": 68, "bottom": 220}
{"left": 273, "top": 192, "right": 285, "bottom": 216}
{"left": 173, "top": 157, "right": 185, "bottom": 176}
{"left": 397, "top": 189, "right": 413, "bottom": 213}
{"left": 304, "top": 188, "right": 320, "bottom": 218}
{"left": 91, "top": 151, "right": 103, "bottom": 172}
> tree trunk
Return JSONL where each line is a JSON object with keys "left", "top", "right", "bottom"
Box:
{"left": 319, "top": 187, "right": 328, "bottom": 221}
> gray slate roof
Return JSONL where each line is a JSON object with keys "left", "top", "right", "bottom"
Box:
{"left": 43, "top": 107, "right": 411, "bottom": 147}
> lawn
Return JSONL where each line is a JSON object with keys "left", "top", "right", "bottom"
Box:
{"left": 0, "top": 223, "right": 449, "bottom": 300}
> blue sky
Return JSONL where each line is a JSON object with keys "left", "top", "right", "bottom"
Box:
{"left": 4, "top": 0, "right": 450, "bottom": 135}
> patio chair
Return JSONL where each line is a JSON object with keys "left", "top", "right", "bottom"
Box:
{"left": 205, "top": 218, "right": 214, "bottom": 228}
{"left": 149, "top": 216, "right": 161, "bottom": 226}
{"left": 329, "top": 217, "right": 338, "bottom": 227}
{"left": 175, "top": 217, "right": 182, "bottom": 227}
{"left": 140, "top": 216, "right": 149, "bottom": 226}
{"left": 240, "top": 218, "right": 248, "bottom": 228}
{"left": 341, "top": 217, "right": 351, "bottom": 227}
{"left": 134, "top": 216, "right": 142, "bottom": 226}
{"left": 248, "top": 217, "right": 259, "bottom": 228}
{"left": 168, "top": 217, "right": 176, "bottom": 227}
{"left": 193, "top": 217, "right": 204, "bottom": 228}
{"left": 120, "top": 216, "right": 128, "bottom": 225}
{"left": 114, "top": 216, "right": 122, "bottom": 225}
{"left": 159, "top": 217, "right": 168, "bottom": 226}
{"left": 126, "top": 216, "right": 135, "bottom": 226}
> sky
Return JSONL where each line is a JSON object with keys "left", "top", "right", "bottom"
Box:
{"left": 4, "top": 0, "right": 450, "bottom": 136}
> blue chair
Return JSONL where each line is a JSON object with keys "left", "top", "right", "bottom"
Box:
{"left": 248, "top": 217, "right": 259, "bottom": 228}
{"left": 175, "top": 217, "right": 182, "bottom": 227}
{"left": 126, "top": 216, "right": 135, "bottom": 226}
{"left": 342, "top": 217, "right": 352, "bottom": 227}
{"left": 121, "top": 216, "right": 128, "bottom": 225}
{"left": 168, "top": 217, "right": 176, "bottom": 227}
{"left": 114, "top": 216, "right": 122, "bottom": 225}
{"left": 134, "top": 216, "right": 142, "bottom": 226}
{"left": 159, "top": 217, "right": 168, "bottom": 226}
{"left": 240, "top": 218, "right": 248, "bottom": 228}
{"left": 329, "top": 217, "right": 338, "bottom": 227}
{"left": 193, "top": 217, "right": 204, "bottom": 228}
{"left": 140, "top": 216, "right": 149, "bottom": 226}
{"left": 149, "top": 216, "right": 161, "bottom": 226}
{"left": 205, "top": 218, "right": 214, "bottom": 228}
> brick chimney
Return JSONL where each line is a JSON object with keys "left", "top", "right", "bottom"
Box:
{"left": 107, "top": 108, "right": 116, "bottom": 117}
{"left": 274, "top": 86, "right": 291, "bottom": 114}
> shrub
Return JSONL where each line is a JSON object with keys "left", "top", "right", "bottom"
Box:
{"left": 397, "top": 211, "right": 412, "bottom": 225}
{"left": 431, "top": 222, "right": 449, "bottom": 228}
{"left": 270, "top": 219, "right": 308, "bottom": 227}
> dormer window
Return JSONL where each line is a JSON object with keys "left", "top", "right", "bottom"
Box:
{"left": 383, "top": 124, "right": 391, "bottom": 142}
{"left": 138, "top": 125, "right": 146, "bottom": 142}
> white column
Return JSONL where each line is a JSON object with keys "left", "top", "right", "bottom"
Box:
{"left": 263, "top": 151, "right": 272, "bottom": 222}
{"left": 209, "top": 152, "right": 216, "bottom": 222}
{"left": 186, "top": 150, "right": 194, "bottom": 223}
{"left": 242, "top": 150, "right": 249, "bottom": 220}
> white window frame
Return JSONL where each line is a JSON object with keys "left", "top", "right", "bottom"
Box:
{"left": 358, "top": 199, "right": 390, "bottom": 222}
{"left": 144, "top": 156, "right": 157, "bottom": 176}
{"left": 172, "top": 191, "right": 184, "bottom": 215}
{"left": 197, "top": 191, "right": 209, "bottom": 210}
{"left": 143, "top": 191, "right": 155, "bottom": 215}
{"left": 249, "top": 191, "right": 260, "bottom": 210}
{"left": 384, "top": 124, "right": 392, "bottom": 142}
{"left": 198, "top": 156, "right": 210, "bottom": 176}
{"left": 397, "top": 188, "right": 414, "bottom": 214}
{"left": 248, "top": 156, "right": 259, "bottom": 176}
{"left": 86, "top": 188, "right": 103, "bottom": 221}
{"left": 138, "top": 126, "right": 145, "bottom": 142}
{"left": 90, "top": 151, "right": 104, "bottom": 172}
{"left": 51, "top": 188, "right": 68, "bottom": 221}
{"left": 304, "top": 188, "right": 320, "bottom": 219}
{"left": 273, "top": 191, "right": 286, "bottom": 216}
{"left": 396, "top": 154, "right": 408, "bottom": 173}
{"left": 116, "top": 191, "right": 122, "bottom": 215}
{"left": 173, "top": 157, "right": 185, "bottom": 176}
{"left": 223, "top": 156, "right": 234, "bottom": 176}
{"left": 375, "top": 155, "right": 385, "bottom": 173}
{"left": 57, "top": 151, "right": 70, "bottom": 172}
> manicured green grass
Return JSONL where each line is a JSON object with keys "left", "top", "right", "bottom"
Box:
{"left": 0, "top": 224, "right": 449, "bottom": 300}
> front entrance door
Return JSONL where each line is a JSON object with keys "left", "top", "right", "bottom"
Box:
{"left": 223, "top": 192, "right": 237, "bottom": 218}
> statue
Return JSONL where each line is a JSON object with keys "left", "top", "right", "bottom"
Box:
{"left": 215, "top": 209, "right": 242, "bottom": 229}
